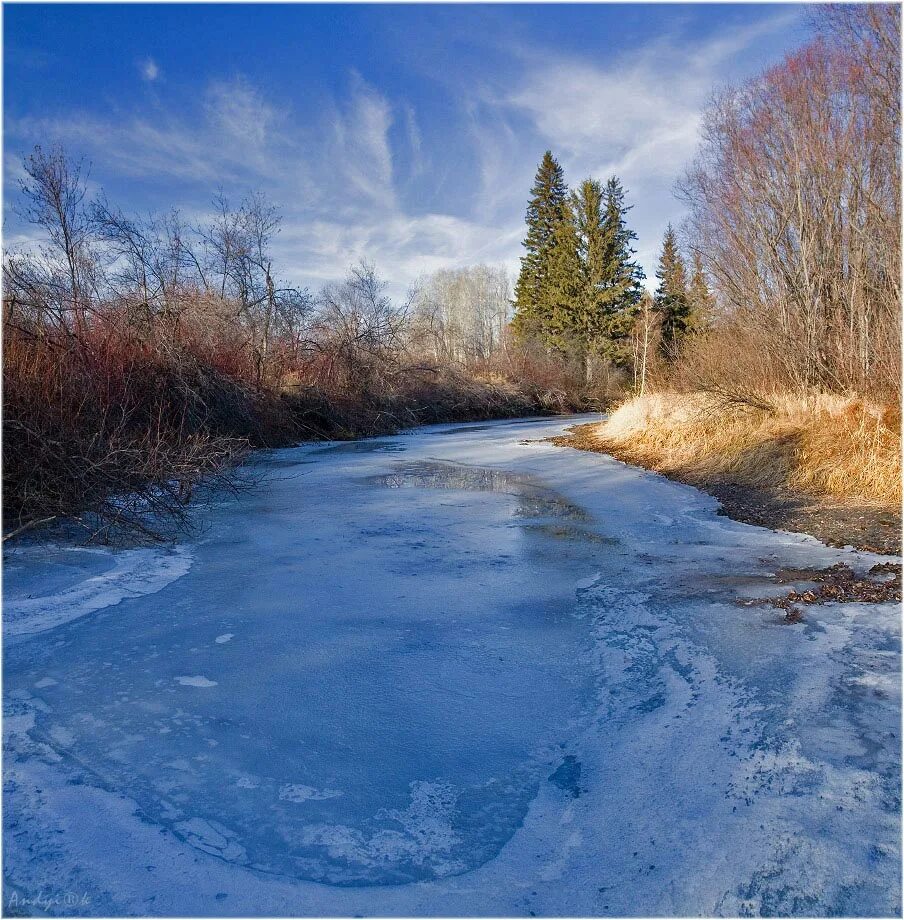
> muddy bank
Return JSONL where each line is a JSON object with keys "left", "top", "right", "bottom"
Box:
{"left": 552, "top": 423, "right": 902, "bottom": 555}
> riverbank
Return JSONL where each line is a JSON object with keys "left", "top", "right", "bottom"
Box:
{"left": 552, "top": 393, "right": 901, "bottom": 555}
{"left": 4, "top": 327, "right": 568, "bottom": 542}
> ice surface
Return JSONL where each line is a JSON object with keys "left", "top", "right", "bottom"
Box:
{"left": 3, "top": 544, "right": 192, "bottom": 638}
{"left": 3, "top": 415, "right": 900, "bottom": 916}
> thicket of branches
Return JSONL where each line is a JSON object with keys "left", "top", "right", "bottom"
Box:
{"left": 671, "top": 4, "right": 900, "bottom": 403}
{"left": 3, "top": 150, "right": 580, "bottom": 540}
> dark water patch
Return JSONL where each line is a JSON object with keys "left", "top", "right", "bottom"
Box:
{"left": 314, "top": 441, "right": 407, "bottom": 455}
{"left": 439, "top": 425, "right": 494, "bottom": 435}
{"left": 495, "top": 416, "right": 562, "bottom": 426}
{"left": 250, "top": 457, "right": 317, "bottom": 469}
{"left": 548, "top": 755, "right": 582, "bottom": 797}
{"left": 521, "top": 523, "right": 618, "bottom": 545}
{"left": 367, "top": 461, "right": 591, "bottom": 522}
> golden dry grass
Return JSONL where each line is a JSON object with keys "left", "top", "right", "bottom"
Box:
{"left": 593, "top": 391, "right": 901, "bottom": 508}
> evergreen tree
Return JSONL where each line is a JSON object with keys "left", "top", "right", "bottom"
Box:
{"left": 654, "top": 224, "right": 691, "bottom": 356}
{"left": 548, "top": 176, "right": 645, "bottom": 371}
{"left": 570, "top": 179, "right": 607, "bottom": 339}
{"left": 566, "top": 179, "right": 614, "bottom": 379}
{"left": 512, "top": 151, "right": 568, "bottom": 341}
{"left": 596, "top": 177, "right": 645, "bottom": 363}
{"left": 511, "top": 164, "right": 644, "bottom": 371}
{"left": 687, "top": 250, "right": 714, "bottom": 330}
{"left": 541, "top": 195, "right": 584, "bottom": 353}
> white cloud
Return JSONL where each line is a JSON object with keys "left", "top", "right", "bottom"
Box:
{"left": 487, "top": 9, "right": 801, "bottom": 285}
{"left": 7, "top": 77, "right": 289, "bottom": 185}
{"left": 465, "top": 104, "right": 529, "bottom": 222}
{"left": 3, "top": 10, "right": 803, "bottom": 298}
{"left": 10, "top": 112, "right": 232, "bottom": 182}
{"left": 329, "top": 73, "right": 396, "bottom": 209}
{"left": 502, "top": 9, "right": 799, "bottom": 168}
{"left": 507, "top": 57, "right": 704, "bottom": 182}
{"left": 273, "top": 211, "right": 520, "bottom": 300}
{"left": 141, "top": 58, "right": 160, "bottom": 82}
{"left": 206, "top": 78, "right": 272, "bottom": 151}
{"left": 402, "top": 103, "right": 425, "bottom": 177}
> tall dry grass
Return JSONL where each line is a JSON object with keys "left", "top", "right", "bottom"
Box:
{"left": 597, "top": 390, "right": 900, "bottom": 508}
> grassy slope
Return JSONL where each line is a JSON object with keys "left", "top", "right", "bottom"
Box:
{"left": 554, "top": 391, "right": 901, "bottom": 554}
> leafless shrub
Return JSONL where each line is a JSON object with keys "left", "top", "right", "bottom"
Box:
{"left": 3, "top": 148, "right": 564, "bottom": 541}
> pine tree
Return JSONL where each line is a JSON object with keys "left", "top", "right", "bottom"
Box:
{"left": 512, "top": 151, "right": 569, "bottom": 341}
{"left": 687, "top": 250, "right": 714, "bottom": 331}
{"left": 654, "top": 224, "right": 690, "bottom": 356}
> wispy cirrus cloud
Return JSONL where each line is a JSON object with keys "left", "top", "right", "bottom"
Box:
{"left": 4, "top": 70, "right": 514, "bottom": 295}
{"left": 328, "top": 72, "right": 396, "bottom": 210}
{"left": 4, "top": 8, "right": 806, "bottom": 297}
{"left": 7, "top": 76, "right": 291, "bottom": 185}
{"left": 500, "top": 10, "right": 801, "bottom": 183}
{"left": 481, "top": 8, "right": 804, "bottom": 281}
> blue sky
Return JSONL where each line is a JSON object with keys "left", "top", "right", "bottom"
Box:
{"left": 4, "top": 3, "right": 812, "bottom": 297}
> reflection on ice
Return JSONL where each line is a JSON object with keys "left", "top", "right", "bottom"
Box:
{"left": 368, "top": 460, "right": 592, "bottom": 522}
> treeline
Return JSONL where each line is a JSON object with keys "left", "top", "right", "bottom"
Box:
{"left": 513, "top": 5, "right": 899, "bottom": 408}
{"left": 2, "top": 150, "right": 586, "bottom": 540}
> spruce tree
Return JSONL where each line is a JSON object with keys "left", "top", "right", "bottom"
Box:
{"left": 542, "top": 195, "right": 584, "bottom": 353}
{"left": 511, "top": 165, "right": 644, "bottom": 370}
{"left": 567, "top": 179, "right": 611, "bottom": 379}
{"left": 512, "top": 151, "right": 568, "bottom": 341}
{"left": 654, "top": 224, "right": 691, "bottom": 356}
{"left": 596, "top": 177, "right": 645, "bottom": 363}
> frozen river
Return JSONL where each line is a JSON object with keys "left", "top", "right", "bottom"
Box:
{"left": 3, "top": 416, "right": 900, "bottom": 916}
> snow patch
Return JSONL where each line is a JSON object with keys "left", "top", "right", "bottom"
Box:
{"left": 174, "top": 676, "right": 217, "bottom": 688}
{"left": 301, "top": 781, "right": 464, "bottom": 878}
{"left": 48, "top": 725, "right": 76, "bottom": 747}
{"left": 4, "top": 545, "right": 193, "bottom": 638}
{"left": 575, "top": 571, "right": 601, "bottom": 591}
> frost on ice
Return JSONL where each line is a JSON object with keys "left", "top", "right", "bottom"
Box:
{"left": 2, "top": 416, "right": 900, "bottom": 916}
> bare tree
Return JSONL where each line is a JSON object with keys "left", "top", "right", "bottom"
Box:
{"left": 679, "top": 7, "right": 900, "bottom": 396}
{"left": 198, "top": 191, "right": 312, "bottom": 386}
{"left": 630, "top": 291, "right": 660, "bottom": 396}
{"left": 411, "top": 265, "right": 510, "bottom": 363}
{"left": 314, "top": 261, "right": 412, "bottom": 393}
{"left": 6, "top": 145, "right": 100, "bottom": 336}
